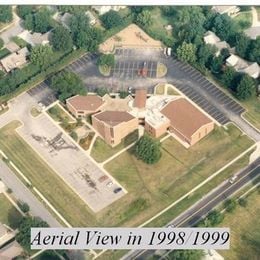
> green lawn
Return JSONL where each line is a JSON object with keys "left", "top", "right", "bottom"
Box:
{"left": 0, "top": 193, "right": 22, "bottom": 229}
{"left": 47, "top": 104, "right": 74, "bottom": 123}
{"left": 0, "top": 48, "right": 10, "bottom": 59}
{"left": 90, "top": 130, "right": 139, "bottom": 163}
{"left": 242, "top": 96, "right": 260, "bottom": 131}
{"left": 0, "top": 121, "right": 98, "bottom": 227}
{"left": 12, "top": 36, "right": 28, "bottom": 48}
{"left": 233, "top": 11, "right": 252, "bottom": 31}
{"left": 154, "top": 83, "right": 166, "bottom": 95}
{"left": 102, "top": 124, "right": 253, "bottom": 227}
{"left": 219, "top": 190, "right": 260, "bottom": 260}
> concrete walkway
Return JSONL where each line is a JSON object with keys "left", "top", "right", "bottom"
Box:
{"left": 252, "top": 7, "right": 260, "bottom": 27}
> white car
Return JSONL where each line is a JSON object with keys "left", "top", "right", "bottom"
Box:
{"left": 229, "top": 175, "right": 238, "bottom": 184}
{"left": 106, "top": 181, "right": 113, "bottom": 188}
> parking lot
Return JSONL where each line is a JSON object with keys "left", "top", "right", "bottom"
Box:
{"left": 27, "top": 81, "right": 56, "bottom": 107}
{"left": 4, "top": 88, "right": 126, "bottom": 213}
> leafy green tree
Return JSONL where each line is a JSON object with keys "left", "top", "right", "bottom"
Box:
{"left": 197, "top": 44, "right": 216, "bottom": 67}
{"left": 70, "top": 12, "right": 90, "bottom": 41}
{"left": 160, "top": 6, "right": 178, "bottom": 16}
{"left": 219, "top": 48, "right": 230, "bottom": 60}
{"left": 221, "top": 66, "right": 236, "bottom": 89}
{"left": 176, "top": 42, "right": 197, "bottom": 64}
{"left": 24, "top": 14, "right": 34, "bottom": 31}
{"left": 16, "top": 5, "right": 34, "bottom": 19}
{"left": 18, "top": 201, "right": 30, "bottom": 213}
{"left": 0, "top": 6, "right": 13, "bottom": 23}
{"left": 119, "top": 90, "right": 128, "bottom": 99}
{"left": 58, "top": 5, "right": 87, "bottom": 14}
{"left": 34, "top": 8, "right": 52, "bottom": 33}
{"left": 96, "top": 87, "right": 110, "bottom": 97}
{"left": 248, "top": 36, "right": 260, "bottom": 63}
{"left": 100, "top": 10, "right": 123, "bottom": 29}
{"left": 207, "top": 210, "right": 224, "bottom": 226}
{"left": 50, "top": 26, "right": 73, "bottom": 51}
{"left": 134, "top": 135, "right": 161, "bottom": 164}
{"left": 16, "top": 216, "right": 48, "bottom": 252}
{"left": 235, "top": 33, "right": 251, "bottom": 58}
{"left": 98, "top": 54, "right": 115, "bottom": 67}
{"left": 50, "top": 71, "right": 86, "bottom": 101}
{"left": 236, "top": 74, "right": 256, "bottom": 100}
{"left": 210, "top": 56, "right": 223, "bottom": 74}
{"left": 168, "top": 249, "right": 204, "bottom": 260}
{"left": 238, "top": 197, "right": 247, "bottom": 207}
{"left": 0, "top": 38, "right": 4, "bottom": 49}
{"left": 224, "top": 198, "right": 237, "bottom": 213}
{"left": 30, "top": 45, "right": 53, "bottom": 69}
{"left": 136, "top": 10, "right": 152, "bottom": 28}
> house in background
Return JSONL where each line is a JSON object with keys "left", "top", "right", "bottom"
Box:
{"left": 92, "top": 111, "right": 139, "bottom": 147}
{"left": 203, "top": 31, "right": 231, "bottom": 56}
{"left": 85, "top": 10, "right": 96, "bottom": 25}
{"left": 92, "top": 5, "right": 126, "bottom": 15}
{"left": 18, "top": 30, "right": 50, "bottom": 47}
{"left": 226, "top": 54, "right": 260, "bottom": 79}
{"left": 57, "top": 12, "right": 72, "bottom": 30}
{"left": 212, "top": 6, "right": 240, "bottom": 16}
{"left": 0, "top": 47, "right": 29, "bottom": 73}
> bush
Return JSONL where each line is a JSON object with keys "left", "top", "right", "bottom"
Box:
{"left": 134, "top": 135, "right": 161, "bottom": 164}
{"left": 238, "top": 197, "right": 248, "bottom": 207}
{"left": 18, "top": 201, "right": 30, "bottom": 213}
{"left": 0, "top": 38, "right": 4, "bottom": 49}
{"left": 100, "top": 10, "right": 124, "bottom": 29}
{"left": 224, "top": 198, "right": 237, "bottom": 213}
{"left": 70, "top": 131, "right": 78, "bottom": 141}
{"left": 97, "top": 54, "right": 115, "bottom": 67}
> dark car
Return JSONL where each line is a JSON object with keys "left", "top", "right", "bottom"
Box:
{"left": 113, "top": 187, "right": 122, "bottom": 194}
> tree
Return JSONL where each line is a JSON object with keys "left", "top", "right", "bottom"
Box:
{"left": 24, "top": 14, "right": 34, "bottom": 31}
{"left": 96, "top": 87, "right": 110, "bottom": 97}
{"left": 50, "top": 71, "right": 86, "bottom": 101}
{"left": 136, "top": 10, "right": 152, "bottom": 28}
{"left": 0, "top": 38, "right": 4, "bottom": 49}
{"left": 70, "top": 12, "right": 90, "bottom": 40}
{"left": 221, "top": 66, "right": 236, "bottom": 89}
{"left": 100, "top": 10, "right": 123, "bottom": 29}
{"left": 0, "top": 6, "right": 13, "bottom": 23}
{"left": 16, "top": 5, "right": 34, "bottom": 19}
{"left": 238, "top": 197, "right": 247, "bottom": 207}
{"left": 235, "top": 33, "right": 251, "bottom": 58}
{"left": 168, "top": 249, "right": 204, "bottom": 260}
{"left": 16, "top": 216, "right": 48, "bottom": 252}
{"left": 220, "top": 48, "right": 230, "bottom": 60}
{"left": 34, "top": 8, "right": 52, "bottom": 33}
{"left": 176, "top": 42, "right": 197, "bottom": 64}
{"left": 236, "top": 74, "right": 256, "bottom": 100}
{"left": 224, "top": 198, "right": 237, "bottom": 213}
{"left": 134, "top": 135, "right": 161, "bottom": 164}
{"left": 210, "top": 56, "right": 223, "bottom": 74}
{"left": 197, "top": 44, "right": 216, "bottom": 67}
{"left": 207, "top": 210, "right": 224, "bottom": 226}
{"left": 30, "top": 45, "right": 53, "bottom": 69}
{"left": 119, "top": 90, "right": 128, "bottom": 98}
{"left": 18, "top": 201, "right": 30, "bottom": 213}
{"left": 97, "top": 54, "right": 115, "bottom": 67}
{"left": 248, "top": 36, "right": 260, "bottom": 63}
{"left": 50, "top": 26, "right": 73, "bottom": 51}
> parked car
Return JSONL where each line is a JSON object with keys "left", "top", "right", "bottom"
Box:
{"left": 229, "top": 175, "right": 238, "bottom": 184}
{"left": 113, "top": 187, "right": 122, "bottom": 194}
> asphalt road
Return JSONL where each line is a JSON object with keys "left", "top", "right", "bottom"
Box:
{"left": 123, "top": 157, "right": 260, "bottom": 260}
{"left": 0, "top": 160, "right": 61, "bottom": 227}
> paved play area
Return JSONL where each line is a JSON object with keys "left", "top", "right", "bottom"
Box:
{"left": 0, "top": 87, "right": 125, "bottom": 213}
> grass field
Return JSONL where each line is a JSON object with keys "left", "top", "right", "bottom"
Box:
{"left": 47, "top": 104, "right": 74, "bottom": 123}
{"left": 219, "top": 190, "right": 260, "bottom": 260}
{"left": 242, "top": 96, "right": 260, "bottom": 131}
{"left": 101, "top": 124, "right": 253, "bottom": 227}
{"left": 91, "top": 130, "right": 139, "bottom": 163}
{"left": 233, "top": 11, "right": 252, "bottom": 31}
{"left": 0, "top": 121, "right": 98, "bottom": 227}
{"left": 0, "top": 193, "right": 22, "bottom": 229}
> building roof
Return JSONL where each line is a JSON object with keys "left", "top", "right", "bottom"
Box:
{"left": 161, "top": 98, "right": 212, "bottom": 140}
{"left": 59, "top": 12, "right": 72, "bottom": 29}
{"left": 66, "top": 95, "right": 105, "bottom": 112}
{"left": 212, "top": 5, "right": 238, "bottom": 14}
{"left": 243, "top": 62, "right": 260, "bottom": 79}
{"left": 0, "top": 47, "right": 29, "bottom": 72}
{"left": 134, "top": 89, "right": 147, "bottom": 109}
{"left": 5, "top": 42, "right": 20, "bottom": 52}
{"left": 204, "top": 31, "right": 221, "bottom": 45}
{"left": 94, "top": 111, "right": 135, "bottom": 127}
{"left": 85, "top": 10, "right": 96, "bottom": 25}
{"left": 18, "top": 30, "right": 50, "bottom": 46}
{"left": 245, "top": 26, "right": 260, "bottom": 40}
{"left": 0, "top": 241, "right": 23, "bottom": 260}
